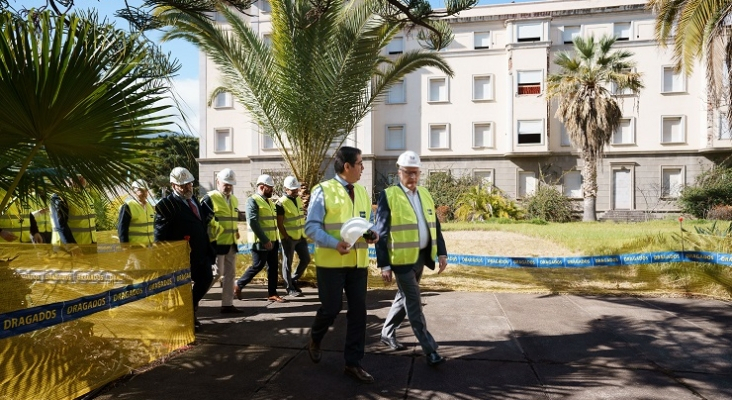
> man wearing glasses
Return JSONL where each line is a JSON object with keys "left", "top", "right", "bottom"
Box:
{"left": 373, "top": 151, "right": 448, "bottom": 366}
{"left": 155, "top": 167, "right": 216, "bottom": 330}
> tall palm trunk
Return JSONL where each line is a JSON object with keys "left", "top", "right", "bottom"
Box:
{"left": 581, "top": 153, "right": 598, "bottom": 222}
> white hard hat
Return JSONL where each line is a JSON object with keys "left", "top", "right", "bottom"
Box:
{"left": 170, "top": 167, "right": 195, "bottom": 185}
{"left": 131, "top": 179, "right": 149, "bottom": 190}
{"left": 217, "top": 168, "right": 237, "bottom": 185}
{"left": 283, "top": 176, "right": 300, "bottom": 190}
{"left": 340, "top": 217, "right": 373, "bottom": 247}
{"left": 256, "top": 174, "right": 274, "bottom": 187}
{"left": 396, "top": 151, "right": 421, "bottom": 168}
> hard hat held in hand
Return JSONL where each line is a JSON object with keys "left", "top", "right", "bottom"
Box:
{"left": 170, "top": 167, "right": 195, "bottom": 185}
{"left": 340, "top": 217, "right": 373, "bottom": 247}
{"left": 283, "top": 176, "right": 300, "bottom": 190}
{"left": 256, "top": 174, "right": 274, "bottom": 187}
{"left": 217, "top": 168, "right": 237, "bottom": 185}
{"left": 396, "top": 151, "right": 421, "bottom": 168}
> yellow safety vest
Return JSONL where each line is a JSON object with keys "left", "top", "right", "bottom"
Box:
{"left": 125, "top": 199, "right": 154, "bottom": 246}
{"left": 32, "top": 209, "right": 51, "bottom": 233}
{"left": 0, "top": 201, "right": 24, "bottom": 243}
{"left": 208, "top": 190, "right": 239, "bottom": 245}
{"left": 247, "top": 194, "right": 278, "bottom": 244}
{"left": 277, "top": 195, "right": 305, "bottom": 240}
{"left": 385, "top": 186, "right": 438, "bottom": 265}
{"left": 314, "top": 179, "right": 370, "bottom": 268}
{"left": 51, "top": 195, "right": 96, "bottom": 245}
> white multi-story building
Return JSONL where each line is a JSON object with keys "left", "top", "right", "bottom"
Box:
{"left": 198, "top": 0, "right": 731, "bottom": 215}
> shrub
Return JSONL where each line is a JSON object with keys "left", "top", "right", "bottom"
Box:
{"left": 678, "top": 166, "right": 732, "bottom": 218}
{"left": 707, "top": 205, "right": 732, "bottom": 221}
{"left": 425, "top": 172, "right": 480, "bottom": 221}
{"left": 453, "top": 186, "right": 524, "bottom": 221}
{"left": 435, "top": 205, "right": 451, "bottom": 223}
{"left": 522, "top": 184, "right": 574, "bottom": 223}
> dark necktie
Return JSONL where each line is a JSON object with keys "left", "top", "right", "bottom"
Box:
{"left": 187, "top": 198, "right": 200, "bottom": 219}
{"left": 346, "top": 184, "right": 354, "bottom": 203}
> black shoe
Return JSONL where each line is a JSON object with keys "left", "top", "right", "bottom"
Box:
{"left": 234, "top": 285, "right": 243, "bottom": 300}
{"left": 220, "top": 305, "right": 242, "bottom": 314}
{"left": 380, "top": 336, "right": 406, "bottom": 351}
{"left": 344, "top": 365, "right": 374, "bottom": 384}
{"left": 426, "top": 352, "right": 445, "bottom": 366}
{"left": 307, "top": 338, "right": 321, "bottom": 363}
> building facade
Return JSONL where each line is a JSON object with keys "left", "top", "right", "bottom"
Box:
{"left": 198, "top": 0, "right": 731, "bottom": 214}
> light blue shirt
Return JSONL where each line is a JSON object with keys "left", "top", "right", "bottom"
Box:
{"left": 305, "top": 175, "right": 350, "bottom": 249}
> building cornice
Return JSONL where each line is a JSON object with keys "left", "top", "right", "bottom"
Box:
{"left": 449, "top": 3, "right": 649, "bottom": 25}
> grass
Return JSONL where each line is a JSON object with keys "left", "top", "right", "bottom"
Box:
{"left": 94, "top": 219, "right": 732, "bottom": 300}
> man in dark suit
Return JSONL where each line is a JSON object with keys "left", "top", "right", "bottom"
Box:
{"left": 154, "top": 167, "right": 216, "bottom": 329}
{"left": 373, "top": 150, "right": 448, "bottom": 366}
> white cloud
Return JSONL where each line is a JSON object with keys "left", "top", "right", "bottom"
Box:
{"left": 156, "top": 77, "right": 200, "bottom": 136}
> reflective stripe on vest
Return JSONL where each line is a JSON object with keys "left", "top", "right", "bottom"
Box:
{"left": 51, "top": 195, "right": 96, "bottom": 245}
{"left": 385, "top": 186, "right": 437, "bottom": 265}
{"left": 126, "top": 199, "right": 154, "bottom": 246}
{"left": 32, "top": 210, "right": 51, "bottom": 233}
{"left": 277, "top": 196, "right": 305, "bottom": 240}
{"left": 208, "top": 190, "right": 239, "bottom": 245}
{"left": 314, "top": 179, "right": 370, "bottom": 268}
{"left": 247, "top": 194, "right": 277, "bottom": 244}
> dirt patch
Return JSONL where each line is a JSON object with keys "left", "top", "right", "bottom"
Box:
{"left": 442, "top": 231, "right": 579, "bottom": 257}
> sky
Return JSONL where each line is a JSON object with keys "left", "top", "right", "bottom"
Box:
{"left": 10, "top": 0, "right": 537, "bottom": 136}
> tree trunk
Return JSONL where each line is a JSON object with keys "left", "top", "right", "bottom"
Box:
{"left": 581, "top": 153, "right": 598, "bottom": 222}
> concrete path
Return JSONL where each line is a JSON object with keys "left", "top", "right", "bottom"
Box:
{"left": 95, "top": 286, "right": 732, "bottom": 400}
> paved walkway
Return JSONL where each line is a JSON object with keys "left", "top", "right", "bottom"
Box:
{"left": 95, "top": 286, "right": 732, "bottom": 400}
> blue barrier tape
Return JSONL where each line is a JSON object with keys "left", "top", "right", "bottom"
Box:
{"left": 0, "top": 268, "right": 191, "bottom": 340}
{"left": 236, "top": 244, "right": 732, "bottom": 269}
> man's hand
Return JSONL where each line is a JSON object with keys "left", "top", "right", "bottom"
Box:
{"left": 263, "top": 241, "right": 273, "bottom": 250}
{"left": 381, "top": 269, "right": 393, "bottom": 283}
{"left": 336, "top": 241, "right": 351, "bottom": 255}
{"left": 438, "top": 255, "right": 447, "bottom": 274}
{"left": 365, "top": 231, "right": 379, "bottom": 244}
{"left": 32, "top": 233, "right": 44, "bottom": 244}
{"left": 0, "top": 230, "right": 17, "bottom": 242}
{"left": 235, "top": 231, "right": 240, "bottom": 240}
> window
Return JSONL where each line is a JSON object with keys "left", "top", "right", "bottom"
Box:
{"left": 720, "top": 115, "right": 732, "bottom": 140}
{"left": 429, "top": 77, "right": 448, "bottom": 102}
{"left": 474, "top": 32, "right": 490, "bottom": 49}
{"left": 614, "top": 22, "right": 631, "bottom": 41}
{"left": 517, "top": 70, "right": 542, "bottom": 95}
{"left": 560, "top": 124, "right": 571, "bottom": 147}
{"left": 612, "top": 118, "right": 635, "bottom": 145}
{"left": 260, "top": 0, "right": 271, "bottom": 13}
{"left": 563, "top": 171, "right": 582, "bottom": 198}
{"left": 473, "top": 75, "right": 494, "bottom": 101}
{"left": 562, "top": 25, "right": 580, "bottom": 44}
{"left": 662, "top": 167, "right": 683, "bottom": 198}
{"left": 215, "top": 128, "right": 232, "bottom": 152}
{"left": 388, "top": 37, "right": 404, "bottom": 54}
{"left": 662, "top": 116, "right": 685, "bottom": 143}
{"left": 386, "top": 125, "right": 405, "bottom": 150}
{"left": 517, "top": 120, "right": 543, "bottom": 145}
{"left": 262, "top": 34, "right": 272, "bottom": 47}
{"left": 213, "top": 92, "right": 233, "bottom": 109}
{"left": 518, "top": 171, "right": 537, "bottom": 197}
{"left": 262, "top": 134, "right": 275, "bottom": 149}
{"left": 428, "top": 124, "right": 449, "bottom": 149}
{"left": 662, "top": 66, "right": 686, "bottom": 93}
{"left": 516, "top": 22, "right": 542, "bottom": 42}
{"left": 474, "top": 170, "right": 494, "bottom": 190}
{"left": 473, "top": 123, "right": 493, "bottom": 148}
{"left": 386, "top": 80, "right": 406, "bottom": 104}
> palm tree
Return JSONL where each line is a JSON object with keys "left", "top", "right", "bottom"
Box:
{"left": 648, "top": 0, "right": 732, "bottom": 131}
{"left": 546, "top": 35, "right": 644, "bottom": 222}
{"left": 158, "top": 0, "right": 453, "bottom": 194}
{"left": 0, "top": 11, "right": 175, "bottom": 213}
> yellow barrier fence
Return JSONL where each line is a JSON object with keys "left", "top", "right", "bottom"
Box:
{"left": 0, "top": 242, "right": 195, "bottom": 400}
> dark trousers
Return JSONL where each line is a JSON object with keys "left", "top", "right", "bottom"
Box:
{"left": 310, "top": 266, "right": 368, "bottom": 367}
{"left": 281, "top": 236, "right": 311, "bottom": 291}
{"left": 237, "top": 242, "right": 280, "bottom": 296}
{"left": 191, "top": 261, "right": 214, "bottom": 311}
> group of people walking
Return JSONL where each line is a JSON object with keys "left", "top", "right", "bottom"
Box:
{"left": 0, "top": 146, "right": 449, "bottom": 384}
